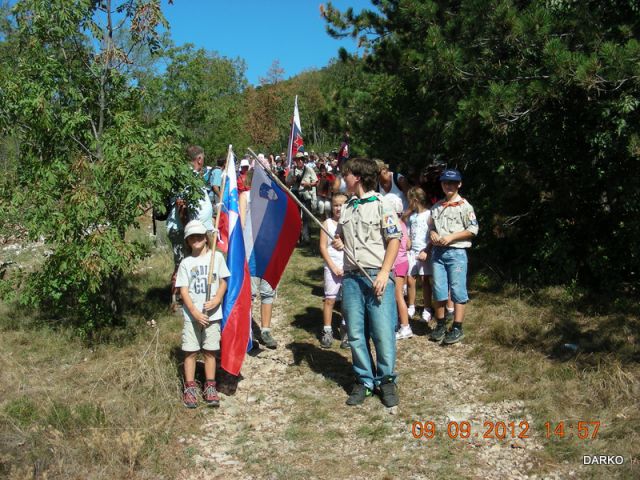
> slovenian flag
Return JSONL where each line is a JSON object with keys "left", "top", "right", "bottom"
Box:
{"left": 220, "top": 147, "right": 252, "bottom": 376}
{"left": 244, "top": 160, "right": 301, "bottom": 290}
{"left": 286, "top": 95, "right": 303, "bottom": 169}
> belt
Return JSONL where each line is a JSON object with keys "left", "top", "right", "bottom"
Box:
{"left": 344, "top": 268, "right": 395, "bottom": 282}
{"left": 344, "top": 268, "right": 382, "bottom": 277}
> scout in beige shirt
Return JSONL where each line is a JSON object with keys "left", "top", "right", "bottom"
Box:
{"left": 428, "top": 169, "right": 478, "bottom": 345}
{"left": 332, "top": 157, "right": 401, "bottom": 408}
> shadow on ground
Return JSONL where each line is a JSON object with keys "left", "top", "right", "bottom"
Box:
{"left": 287, "top": 341, "right": 353, "bottom": 393}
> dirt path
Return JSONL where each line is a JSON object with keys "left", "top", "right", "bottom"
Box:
{"left": 177, "top": 294, "right": 583, "bottom": 480}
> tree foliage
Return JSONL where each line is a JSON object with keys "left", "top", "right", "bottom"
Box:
{"left": 323, "top": 0, "right": 640, "bottom": 291}
{"left": 0, "top": 0, "right": 198, "bottom": 334}
{"left": 139, "top": 44, "right": 249, "bottom": 158}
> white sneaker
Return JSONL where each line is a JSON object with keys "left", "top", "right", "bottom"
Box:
{"left": 396, "top": 326, "right": 414, "bottom": 340}
{"left": 421, "top": 308, "right": 432, "bottom": 322}
{"left": 407, "top": 305, "right": 415, "bottom": 318}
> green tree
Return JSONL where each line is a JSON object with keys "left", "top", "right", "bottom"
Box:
{"left": 323, "top": 0, "right": 640, "bottom": 291}
{"left": 0, "top": 0, "right": 198, "bottom": 334}
{"left": 139, "top": 44, "right": 249, "bottom": 159}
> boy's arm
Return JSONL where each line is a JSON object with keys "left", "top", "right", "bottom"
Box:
{"left": 373, "top": 238, "right": 399, "bottom": 297}
{"left": 180, "top": 286, "right": 209, "bottom": 326}
{"left": 438, "top": 230, "right": 475, "bottom": 246}
{"left": 319, "top": 223, "right": 342, "bottom": 275}
{"left": 204, "top": 278, "right": 227, "bottom": 312}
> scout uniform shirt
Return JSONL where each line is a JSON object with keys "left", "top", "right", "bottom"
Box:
{"left": 337, "top": 191, "right": 402, "bottom": 271}
{"left": 430, "top": 195, "right": 479, "bottom": 248}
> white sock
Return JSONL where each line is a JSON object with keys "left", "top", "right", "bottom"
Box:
{"left": 323, "top": 326, "right": 332, "bottom": 332}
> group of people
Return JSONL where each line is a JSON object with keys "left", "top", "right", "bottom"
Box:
{"left": 317, "top": 158, "right": 478, "bottom": 407}
{"left": 164, "top": 145, "right": 478, "bottom": 410}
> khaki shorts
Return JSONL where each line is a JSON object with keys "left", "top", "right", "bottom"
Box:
{"left": 182, "top": 319, "right": 221, "bottom": 352}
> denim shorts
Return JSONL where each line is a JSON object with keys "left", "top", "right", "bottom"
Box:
{"left": 431, "top": 247, "right": 468, "bottom": 304}
{"left": 251, "top": 277, "right": 277, "bottom": 304}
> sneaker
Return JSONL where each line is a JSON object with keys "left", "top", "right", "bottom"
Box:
{"left": 183, "top": 382, "right": 199, "bottom": 409}
{"left": 202, "top": 381, "right": 220, "bottom": 407}
{"left": 379, "top": 379, "right": 399, "bottom": 407}
{"left": 429, "top": 321, "right": 447, "bottom": 342}
{"left": 421, "top": 308, "right": 432, "bottom": 322}
{"left": 340, "top": 335, "right": 350, "bottom": 349}
{"left": 395, "top": 326, "right": 413, "bottom": 340}
{"left": 407, "top": 305, "right": 416, "bottom": 318}
{"left": 346, "top": 383, "right": 372, "bottom": 406}
{"left": 443, "top": 326, "right": 465, "bottom": 344}
{"left": 320, "top": 329, "right": 333, "bottom": 348}
{"left": 260, "top": 330, "right": 277, "bottom": 349}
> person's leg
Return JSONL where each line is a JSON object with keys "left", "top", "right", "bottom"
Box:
{"left": 429, "top": 248, "right": 449, "bottom": 341}
{"left": 367, "top": 279, "right": 399, "bottom": 406}
{"left": 323, "top": 297, "right": 336, "bottom": 327}
{"left": 260, "top": 302, "right": 272, "bottom": 329}
{"left": 202, "top": 350, "right": 220, "bottom": 407}
{"left": 447, "top": 249, "right": 469, "bottom": 324}
{"left": 258, "top": 279, "right": 278, "bottom": 348}
{"left": 182, "top": 349, "right": 199, "bottom": 408}
{"left": 395, "top": 276, "right": 409, "bottom": 327}
{"left": 183, "top": 351, "right": 197, "bottom": 383}
{"left": 168, "top": 229, "right": 185, "bottom": 310}
{"left": 321, "top": 297, "right": 336, "bottom": 348}
{"left": 422, "top": 275, "right": 433, "bottom": 312}
{"left": 203, "top": 350, "right": 216, "bottom": 381}
{"left": 406, "top": 274, "right": 417, "bottom": 315}
{"left": 367, "top": 278, "right": 398, "bottom": 383}
{"left": 342, "top": 275, "right": 374, "bottom": 389}
{"left": 454, "top": 303, "right": 466, "bottom": 322}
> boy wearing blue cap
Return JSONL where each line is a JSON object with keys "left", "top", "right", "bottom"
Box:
{"left": 428, "top": 169, "right": 478, "bottom": 344}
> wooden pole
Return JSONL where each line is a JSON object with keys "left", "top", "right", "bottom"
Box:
{"left": 246, "top": 147, "right": 377, "bottom": 289}
{"left": 205, "top": 145, "right": 233, "bottom": 304}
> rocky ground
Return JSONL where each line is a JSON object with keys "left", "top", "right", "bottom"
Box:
{"left": 178, "top": 297, "right": 584, "bottom": 480}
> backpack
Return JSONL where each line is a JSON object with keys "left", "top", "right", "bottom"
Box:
{"left": 152, "top": 196, "right": 173, "bottom": 222}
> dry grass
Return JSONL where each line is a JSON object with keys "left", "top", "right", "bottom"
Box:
{"left": 468, "top": 273, "right": 640, "bottom": 478}
{"left": 1, "top": 222, "right": 639, "bottom": 479}
{"left": 0, "top": 249, "right": 206, "bottom": 479}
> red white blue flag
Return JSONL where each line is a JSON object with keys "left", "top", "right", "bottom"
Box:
{"left": 244, "top": 160, "right": 301, "bottom": 289}
{"left": 219, "top": 147, "right": 252, "bottom": 376}
{"left": 286, "top": 95, "right": 303, "bottom": 169}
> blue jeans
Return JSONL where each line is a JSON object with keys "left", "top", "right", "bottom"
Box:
{"left": 432, "top": 247, "right": 469, "bottom": 303}
{"left": 341, "top": 269, "right": 398, "bottom": 389}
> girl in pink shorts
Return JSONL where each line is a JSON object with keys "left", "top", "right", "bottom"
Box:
{"left": 385, "top": 194, "right": 413, "bottom": 340}
{"left": 319, "top": 193, "right": 349, "bottom": 348}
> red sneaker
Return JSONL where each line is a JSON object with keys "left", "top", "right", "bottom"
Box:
{"left": 203, "top": 381, "right": 220, "bottom": 407}
{"left": 183, "top": 381, "right": 199, "bottom": 409}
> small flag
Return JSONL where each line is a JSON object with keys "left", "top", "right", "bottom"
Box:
{"left": 286, "top": 95, "right": 303, "bottom": 169}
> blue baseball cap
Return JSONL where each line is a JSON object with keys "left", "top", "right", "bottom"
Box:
{"left": 439, "top": 169, "right": 462, "bottom": 182}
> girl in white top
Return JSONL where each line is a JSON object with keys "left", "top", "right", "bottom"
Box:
{"left": 318, "top": 192, "right": 349, "bottom": 348}
{"left": 406, "top": 186, "right": 434, "bottom": 322}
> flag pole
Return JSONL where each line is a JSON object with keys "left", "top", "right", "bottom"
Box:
{"left": 206, "top": 145, "right": 233, "bottom": 303}
{"left": 246, "top": 147, "right": 377, "bottom": 288}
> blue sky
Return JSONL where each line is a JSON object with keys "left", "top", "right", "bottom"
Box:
{"left": 161, "top": 0, "right": 372, "bottom": 84}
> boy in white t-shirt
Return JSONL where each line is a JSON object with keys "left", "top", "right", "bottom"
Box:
{"left": 319, "top": 193, "right": 349, "bottom": 348}
{"left": 176, "top": 220, "right": 230, "bottom": 408}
